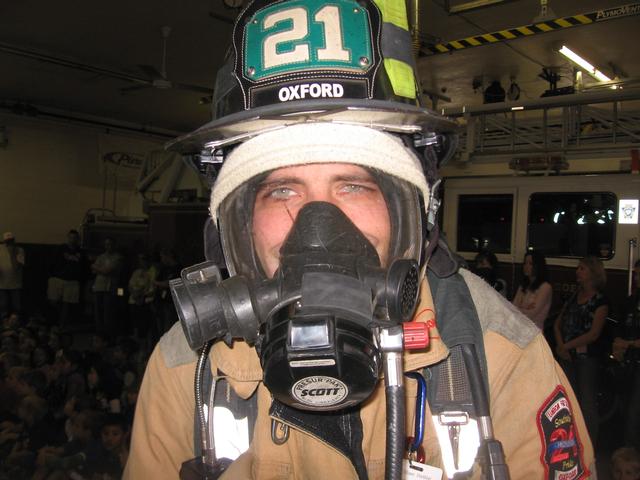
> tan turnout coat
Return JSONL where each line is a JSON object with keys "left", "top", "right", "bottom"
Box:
{"left": 124, "top": 270, "right": 595, "bottom": 479}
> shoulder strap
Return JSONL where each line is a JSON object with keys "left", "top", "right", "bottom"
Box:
{"left": 427, "top": 270, "right": 488, "bottom": 370}
{"left": 424, "top": 271, "right": 509, "bottom": 478}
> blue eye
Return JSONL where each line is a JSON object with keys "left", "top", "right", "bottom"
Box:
{"left": 342, "top": 184, "right": 363, "bottom": 193}
{"left": 268, "top": 187, "right": 296, "bottom": 199}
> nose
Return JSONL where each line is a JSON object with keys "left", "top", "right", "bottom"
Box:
{"left": 290, "top": 187, "right": 344, "bottom": 222}
{"left": 282, "top": 202, "right": 377, "bottom": 259}
{"left": 306, "top": 185, "right": 334, "bottom": 204}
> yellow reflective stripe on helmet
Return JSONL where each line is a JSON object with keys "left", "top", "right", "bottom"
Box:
{"left": 373, "top": 0, "right": 408, "bottom": 30}
{"left": 384, "top": 58, "right": 416, "bottom": 99}
{"left": 374, "top": 0, "right": 417, "bottom": 100}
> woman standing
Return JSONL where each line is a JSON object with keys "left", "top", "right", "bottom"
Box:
{"left": 512, "top": 250, "right": 552, "bottom": 330}
{"left": 554, "top": 255, "right": 609, "bottom": 445}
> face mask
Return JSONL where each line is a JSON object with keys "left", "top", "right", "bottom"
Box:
{"left": 171, "top": 202, "right": 420, "bottom": 410}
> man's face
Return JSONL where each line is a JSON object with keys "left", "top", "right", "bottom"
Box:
{"left": 476, "top": 258, "right": 491, "bottom": 270}
{"left": 252, "top": 163, "right": 390, "bottom": 278}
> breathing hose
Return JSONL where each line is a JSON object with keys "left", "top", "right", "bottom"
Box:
{"left": 194, "top": 340, "right": 214, "bottom": 467}
{"left": 385, "top": 382, "right": 406, "bottom": 480}
{"left": 382, "top": 337, "right": 405, "bottom": 480}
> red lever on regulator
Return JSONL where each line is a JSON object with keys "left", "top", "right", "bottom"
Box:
{"left": 402, "top": 322, "right": 430, "bottom": 350}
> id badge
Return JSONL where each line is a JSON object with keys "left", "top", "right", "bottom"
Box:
{"left": 402, "top": 459, "right": 443, "bottom": 480}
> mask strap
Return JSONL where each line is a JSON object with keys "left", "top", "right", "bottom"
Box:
{"left": 420, "top": 177, "right": 442, "bottom": 280}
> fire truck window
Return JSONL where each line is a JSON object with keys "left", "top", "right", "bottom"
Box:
{"left": 457, "top": 194, "right": 513, "bottom": 254}
{"left": 527, "top": 192, "right": 616, "bottom": 259}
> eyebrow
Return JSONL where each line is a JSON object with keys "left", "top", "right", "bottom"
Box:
{"left": 332, "top": 173, "right": 377, "bottom": 183}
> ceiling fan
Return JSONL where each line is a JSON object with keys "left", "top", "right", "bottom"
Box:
{"left": 120, "top": 26, "right": 211, "bottom": 95}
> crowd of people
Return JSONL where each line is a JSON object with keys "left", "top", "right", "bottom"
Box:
{"left": 474, "top": 250, "right": 640, "bottom": 475}
{"left": 0, "top": 230, "right": 185, "bottom": 478}
{"left": 38, "top": 231, "right": 182, "bottom": 351}
{"left": 1, "top": 230, "right": 639, "bottom": 478}
{"left": 0, "top": 312, "right": 144, "bottom": 479}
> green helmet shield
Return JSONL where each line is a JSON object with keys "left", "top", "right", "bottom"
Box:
{"left": 243, "top": 0, "right": 375, "bottom": 83}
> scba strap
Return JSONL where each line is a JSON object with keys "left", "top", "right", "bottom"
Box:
{"left": 425, "top": 271, "right": 509, "bottom": 479}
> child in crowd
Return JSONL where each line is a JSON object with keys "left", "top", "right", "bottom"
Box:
{"left": 32, "top": 408, "right": 103, "bottom": 479}
{"left": 121, "top": 380, "right": 140, "bottom": 425}
{"left": 84, "top": 357, "right": 123, "bottom": 413}
{"left": 612, "top": 447, "right": 640, "bottom": 480}
{"left": 86, "top": 413, "right": 130, "bottom": 478}
{"left": 0, "top": 309, "right": 143, "bottom": 478}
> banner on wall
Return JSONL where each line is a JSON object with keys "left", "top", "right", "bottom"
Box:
{"left": 97, "top": 133, "right": 166, "bottom": 188}
{"left": 97, "top": 132, "right": 208, "bottom": 209}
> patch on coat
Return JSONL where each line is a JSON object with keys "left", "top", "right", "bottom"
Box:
{"left": 537, "top": 386, "right": 589, "bottom": 480}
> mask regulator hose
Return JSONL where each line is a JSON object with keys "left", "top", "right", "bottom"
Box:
{"left": 195, "top": 341, "right": 216, "bottom": 468}
{"left": 380, "top": 322, "right": 430, "bottom": 480}
{"left": 380, "top": 326, "right": 405, "bottom": 480}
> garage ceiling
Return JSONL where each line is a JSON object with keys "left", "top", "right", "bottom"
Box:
{"left": 0, "top": 0, "right": 638, "bottom": 137}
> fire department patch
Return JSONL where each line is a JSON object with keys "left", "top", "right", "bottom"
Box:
{"left": 537, "top": 386, "right": 589, "bottom": 480}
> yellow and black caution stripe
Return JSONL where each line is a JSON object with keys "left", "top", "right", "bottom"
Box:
{"left": 422, "top": 2, "right": 640, "bottom": 55}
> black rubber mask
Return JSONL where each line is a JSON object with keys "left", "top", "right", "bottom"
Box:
{"left": 171, "top": 202, "right": 420, "bottom": 411}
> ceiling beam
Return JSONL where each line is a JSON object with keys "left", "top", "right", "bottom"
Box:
{"left": 444, "top": 0, "right": 518, "bottom": 14}
{"left": 422, "top": 2, "right": 640, "bottom": 56}
{"left": 441, "top": 86, "right": 640, "bottom": 116}
{"left": 0, "top": 41, "right": 212, "bottom": 94}
{"left": 0, "top": 100, "right": 183, "bottom": 139}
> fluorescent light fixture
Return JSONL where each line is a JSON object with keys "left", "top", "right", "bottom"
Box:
{"left": 558, "top": 45, "right": 612, "bottom": 82}
{"left": 511, "top": 106, "right": 524, "bottom": 111}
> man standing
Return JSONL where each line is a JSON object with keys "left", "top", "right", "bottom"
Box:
{"left": 47, "top": 229, "right": 87, "bottom": 327}
{"left": 0, "top": 231, "right": 25, "bottom": 317}
{"left": 612, "top": 260, "right": 640, "bottom": 450}
{"left": 153, "top": 248, "right": 181, "bottom": 340}
{"left": 91, "top": 238, "right": 123, "bottom": 338}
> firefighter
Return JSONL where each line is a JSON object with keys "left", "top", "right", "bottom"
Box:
{"left": 125, "top": 0, "right": 595, "bottom": 478}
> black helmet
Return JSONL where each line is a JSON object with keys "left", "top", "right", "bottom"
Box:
{"left": 168, "top": 0, "right": 457, "bottom": 156}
